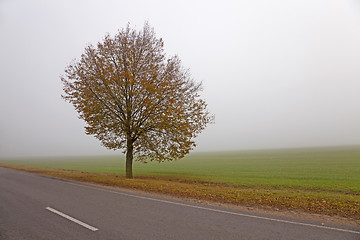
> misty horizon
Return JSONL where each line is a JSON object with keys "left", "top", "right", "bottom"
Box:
{"left": 1, "top": 0, "right": 359, "bottom": 158}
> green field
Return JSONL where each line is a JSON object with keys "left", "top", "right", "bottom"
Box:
{"left": 2, "top": 146, "right": 359, "bottom": 194}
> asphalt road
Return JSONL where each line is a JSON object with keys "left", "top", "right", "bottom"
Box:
{"left": 0, "top": 167, "right": 359, "bottom": 240}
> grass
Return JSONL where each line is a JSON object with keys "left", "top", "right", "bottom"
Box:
{"left": 1, "top": 146, "right": 359, "bottom": 219}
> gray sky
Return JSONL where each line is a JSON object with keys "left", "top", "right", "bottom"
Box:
{"left": 1, "top": 0, "right": 360, "bottom": 158}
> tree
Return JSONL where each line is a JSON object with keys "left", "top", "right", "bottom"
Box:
{"left": 61, "top": 23, "right": 213, "bottom": 178}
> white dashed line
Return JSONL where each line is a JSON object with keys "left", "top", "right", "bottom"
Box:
{"left": 46, "top": 207, "right": 98, "bottom": 232}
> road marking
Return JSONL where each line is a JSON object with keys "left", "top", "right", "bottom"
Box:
{"left": 46, "top": 207, "right": 98, "bottom": 232}
{"left": 59, "top": 180, "right": 360, "bottom": 235}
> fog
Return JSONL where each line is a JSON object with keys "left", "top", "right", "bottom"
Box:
{"left": 1, "top": 0, "right": 359, "bottom": 158}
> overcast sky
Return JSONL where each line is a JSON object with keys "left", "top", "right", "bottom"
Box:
{"left": 1, "top": 0, "right": 360, "bottom": 158}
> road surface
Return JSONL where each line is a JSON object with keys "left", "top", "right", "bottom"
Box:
{"left": 0, "top": 167, "right": 359, "bottom": 240}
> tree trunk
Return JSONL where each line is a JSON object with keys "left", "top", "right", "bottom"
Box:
{"left": 125, "top": 139, "right": 133, "bottom": 178}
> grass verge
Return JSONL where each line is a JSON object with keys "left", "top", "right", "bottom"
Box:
{"left": 1, "top": 164, "right": 359, "bottom": 220}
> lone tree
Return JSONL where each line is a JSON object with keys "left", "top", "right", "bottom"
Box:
{"left": 61, "top": 23, "right": 213, "bottom": 178}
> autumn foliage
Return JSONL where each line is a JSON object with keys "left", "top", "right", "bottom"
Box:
{"left": 61, "top": 23, "right": 213, "bottom": 178}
